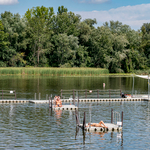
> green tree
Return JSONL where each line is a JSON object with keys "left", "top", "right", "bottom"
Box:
{"left": 0, "top": 20, "right": 10, "bottom": 66}
{"left": 51, "top": 6, "right": 80, "bottom": 36}
{"left": 1, "top": 11, "right": 27, "bottom": 66}
{"left": 25, "top": 6, "right": 54, "bottom": 66}
{"left": 49, "top": 33, "right": 79, "bottom": 67}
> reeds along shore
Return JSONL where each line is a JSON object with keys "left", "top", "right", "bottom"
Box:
{"left": 0, "top": 67, "right": 109, "bottom": 76}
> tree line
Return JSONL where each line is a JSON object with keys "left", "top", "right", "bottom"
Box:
{"left": 0, "top": 5, "right": 150, "bottom": 73}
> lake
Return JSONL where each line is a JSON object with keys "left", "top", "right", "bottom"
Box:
{"left": 0, "top": 75, "right": 149, "bottom": 149}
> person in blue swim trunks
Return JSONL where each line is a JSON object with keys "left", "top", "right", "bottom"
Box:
{"left": 55, "top": 96, "right": 62, "bottom": 107}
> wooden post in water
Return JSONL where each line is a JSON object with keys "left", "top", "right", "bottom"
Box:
{"left": 111, "top": 109, "right": 113, "bottom": 123}
{"left": 97, "top": 89, "right": 99, "bottom": 98}
{"left": 121, "top": 111, "right": 123, "bottom": 127}
{"left": 61, "top": 89, "right": 62, "bottom": 99}
{"left": 148, "top": 75, "right": 149, "bottom": 100}
{"left": 35, "top": 93, "right": 36, "bottom": 100}
{"left": 132, "top": 74, "right": 134, "bottom": 98}
{"left": 120, "top": 89, "right": 122, "bottom": 97}
{"left": 73, "top": 89, "right": 75, "bottom": 105}
{"left": 75, "top": 110, "right": 80, "bottom": 125}
{"left": 49, "top": 96, "right": 50, "bottom": 107}
{"left": 2, "top": 90, "right": 3, "bottom": 100}
{"left": 51, "top": 94, "right": 52, "bottom": 108}
{"left": 85, "top": 89, "right": 87, "bottom": 99}
{"left": 78, "top": 94, "right": 79, "bottom": 108}
{"left": 83, "top": 112, "right": 86, "bottom": 130}
{"left": 39, "top": 93, "right": 41, "bottom": 100}
{"left": 14, "top": 90, "right": 16, "bottom": 100}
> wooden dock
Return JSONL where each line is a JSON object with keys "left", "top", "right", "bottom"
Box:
{"left": 78, "top": 123, "right": 122, "bottom": 132}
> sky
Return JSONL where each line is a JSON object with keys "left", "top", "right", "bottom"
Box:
{"left": 0, "top": 0, "right": 150, "bottom": 30}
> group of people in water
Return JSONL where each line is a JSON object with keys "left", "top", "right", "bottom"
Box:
{"left": 53, "top": 95, "right": 108, "bottom": 128}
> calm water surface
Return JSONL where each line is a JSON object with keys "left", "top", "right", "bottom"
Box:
{"left": 0, "top": 75, "right": 150, "bottom": 149}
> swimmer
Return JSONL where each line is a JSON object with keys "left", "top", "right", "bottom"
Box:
{"left": 55, "top": 96, "right": 62, "bottom": 107}
{"left": 86, "top": 121, "right": 108, "bottom": 128}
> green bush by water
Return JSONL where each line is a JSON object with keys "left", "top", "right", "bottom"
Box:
{"left": 0, "top": 67, "right": 109, "bottom": 76}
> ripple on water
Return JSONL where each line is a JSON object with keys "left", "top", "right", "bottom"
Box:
{"left": 0, "top": 102, "right": 150, "bottom": 149}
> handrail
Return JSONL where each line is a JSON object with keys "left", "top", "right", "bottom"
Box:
{"left": 60, "top": 89, "right": 121, "bottom": 99}
{"left": 0, "top": 90, "right": 16, "bottom": 100}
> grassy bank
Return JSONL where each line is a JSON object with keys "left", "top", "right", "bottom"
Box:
{"left": 0, "top": 67, "right": 109, "bottom": 76}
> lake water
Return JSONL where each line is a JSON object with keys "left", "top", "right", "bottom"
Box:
{"left": 0, "top": 75, "right": 150, "bottom": 149}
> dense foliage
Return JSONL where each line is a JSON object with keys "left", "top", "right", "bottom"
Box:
{"left": 0, "top": 6, "right": 150, "bottom": 73}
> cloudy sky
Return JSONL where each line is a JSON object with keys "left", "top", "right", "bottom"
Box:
{"left": 0, "top": 0, "right": 150, "bottom": 30}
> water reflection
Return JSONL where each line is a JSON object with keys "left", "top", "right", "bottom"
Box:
{"left": 0, "top": 101, "right": 150, "bottom": 149}
{"left": 91, "top": 131, "right": 107, "bottom": 140}
{"left": 75, "top": 126, "right": 124, "bottom": 148}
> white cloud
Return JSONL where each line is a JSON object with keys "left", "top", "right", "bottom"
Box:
{"left": 79, "top": 0, "right": 109, "bottom": 4}
{"left": 75, "top": 3, "right": 150, "bottom": 30}
{"left": 0, "top": 0, "right": 19, "bottom": 5}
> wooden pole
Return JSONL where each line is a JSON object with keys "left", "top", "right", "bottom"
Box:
{"left": 35, "top": 93, "right": 36, "bottom": 100}
{"left": 75, "top": 110, "right": 80, "bottom": 125}
{"left": 83, "top": 112, "right": 86, "bottom": 130}
{"left": 61, "top": 89, "right": 62, "bottom": 99}
{"left": 49, "top": 96, "right": 50, "bottom": 107}
{"left": 120, "top": 89, "right": 122, "bottom": 97}
{"left": 78, "top": 94, "right": 79, "bottom": 108}
{"left": 85, "top": 89, "right": 87, "bottom": 99}
{"left": 51, "top": 95, "right": 52, "bottom": 108}
{"left": 121, "top": 111, "right": 123, "bottom": 127}
{"left": 97, "top": 89, "right": 99, "bottom": 98}
{"left": 111, "top": 109, "right": 113, "bottom": 123}
{"left": 132, "top": 74, "right": 134, "bottom": 98}
{"left": 14, "top": 90, "right": 16, "bottom": 100}
{"left": 148, "top": 75, "right": 149, "bottom": 100}
{"left": 73, "top": 89, "right": 75, "bottom": 105}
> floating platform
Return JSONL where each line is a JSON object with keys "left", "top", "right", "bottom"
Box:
{"left": 78, "top": 123, "right": 122, "bottom": 132}
{"left": 52, "top": 105, "right": 78, "bottom": 110}
{"left": 0, "top": 94, "right": 149, "bottom": 104}
{"left": 29, "top": 100, "right": 50, "bottom": 103}
{"left": 61, "top": 97, "right": 144, "bottom": 102}
{"left": 0, "top": 100, "right": 29, "bottom": 103}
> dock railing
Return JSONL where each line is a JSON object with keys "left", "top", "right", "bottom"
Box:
{"left": 0, "top": 90, "right": 16, "bottom": 100}
{"left": 111, "top": 109, "right": 123, "bottom": 127}
{"left": 60, "top": 89, "right": 121, "bottom": 99}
